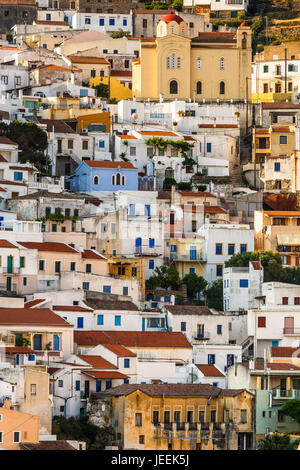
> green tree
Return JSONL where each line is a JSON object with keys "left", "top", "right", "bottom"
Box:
{"left": 281, "top": 400, "right": 300, "bottom": 424}
{"left": 110, "top": 29, "right": 129, "bottom": 38}
{"left": 206, "top": 279, "right": 223, "bottom": 311}
{"left": 146, "top": 265, "right": 181, "bottom": 290}
{"left": 176, "top": 182, "right": 192, "bottom": 191}
{"left": 182, "top": 273, "right": 207, "bottom": 299}
{"left": 163, "top": 178, "right": 177, "bottom": 189}
{"left": 0, "top": 121, "right": 49, "bottom": 172}
{"left": 93, "top": 83, "right": 109, "bottom": 98}
{"left": 145, "top": 137, "right": 168, "bottom": 157}
{"left": 225, "top": 250, "right": 283, "bottom": 283}
{"left": 173, "top": 0, "right": 183, "bottom": 11}
{"left": 258, "top": 434, "right": 299, "bottom": 450}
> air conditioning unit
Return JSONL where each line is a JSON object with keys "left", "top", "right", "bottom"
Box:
{"left": 82, "top": 128, "right": 88, "bottom": 133}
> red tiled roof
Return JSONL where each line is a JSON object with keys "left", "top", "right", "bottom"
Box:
{"left": 0, "top": 179, "right": 25, "bottom": 186}
{"left": 35, "top": 20, "right": 69, "bottom": 26}
{"left": 82, "top": 249, "right": 106, "bottom": 260}
{"left": 198, "top": 124, "right": 238, "bottom": 129}
{"left": 0, "top": 308, "right": 72, "bottom": 327}
{"left": 20, "top": 441, "right": 75, "bottom": 451}
{"left": 137, "top": 130, "right": 179, "bottom": 137}
{"left": 161, "top": 13, "right": 184, "bottom": 24}
{"left": 83, "top": 161, "right": 135, "bottom": 169}
{"left": 83, "top": 370, "right": 129, "bottom": 379}
{"left": 0, "top": 186, "right": 6, "bottom": 192}
{"left": 204, "top": 206, "right": 227, "bottom": 214}
{"left": 183, "top": 136, "right": 196, "bottom": 141}
{"left": 4, "top": 346, "right": 34, "bottom": 354}
{"left": 68, "top": 56, "right": 109, "bottom": 64}
{"left": 79, "top": 355, "right": 117, "bottom": 369}
{"left": 111, "top": 71, "right": 132, "bottom": 77}
{"left": 53, "top": 305, "right": 93, "bottom": 312}
{"left": 271, "top": 347, "right": 300, "bottom": 358}
{"left": 195, "top": 364, "right": 225, "bottom": 377}
{"left": 74, "top": 331, "right": 191, "bottom": 348}
{"left": 24, "top": 299, "right": 46, "bottom": 308}
{"left": 85, "top": 299, "right": 139, "bottom": 311}
{"left": 18, "top": 241, "right": 78, "bottom": 253}
{"left": 152, "top": 379, "right": 163, "bottom": 383}
{"left": 102, "top": 343, "right": 136, "bottom": 357}
{"left": 118, "top": 135, "right": 137, "bottom": 140}
{"left": 167, "top": 305, "right": 212, "bottom": 315}
{"left": 0, "top": 136, "right": 17, "bottom": 146}
{"left": 178, "top": 191, "right": 215, "bottom": 198}
{"left": 9, "top": 166, "right": 36, "bottom": 172}
{"left": 0, "top": 154, "right": 7, "bottom": 162}
{"left": 242, "top": 361, "right": 300, "bottom": 370}
{"left": 0, "top": 240, "right": 17, "bottom": 248}
{"left": 264, "top": 211, "right": 300, "bottom": 216}
{"left": 48, "top": 367, "right": 61, "bottom": 375}
{"left": 251, "top": 261, "right": 262, "bottom": 270}
{"left": 272, "top": 126, "right": 292, "bottom": 133}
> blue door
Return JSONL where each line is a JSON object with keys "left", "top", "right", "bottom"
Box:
{"left": 77, "top": 317, "right": 84, "bottom": 329}
{"left": 142, "top": 317, "right": 145, "bottom": 331}
{"left": 53, "top": 335, "right": 59, "bottom": 351}
{"left": 16, "top": 354, "right": 19, "bottom": 365}
{"left": 33, "top": 334, "right": 42, "bottom": 351}
{"left": 190, "top": 246, "right": 197, "bottom": 260}
{"left": 96, "top": 379, "right": 101, "bottom": 392}
{"left": 135, "top": 237, "right": 142, "bottom": 254}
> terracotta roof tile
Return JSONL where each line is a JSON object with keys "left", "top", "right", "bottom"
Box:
{"left": 204, "top": 206, "right": 227, "bottom": 214}
{"left": 24, "top": 299, "right": 46, "bottom": 308}
{"left": 79, "top": 355, "right": 117, "bottom": 369}
{"left": 68, "top": 56, "right": 110, "bottom": 65}
{"left": 0, "top": 308, "right": 72, "bottom": 327}
{"left": 74, "top": 330, "right": 191, "bottom": 348}
{"left": 137, "top": 130, "right": 179, "bottom": 137}
{"left": 167, "top": 305, "right": 213, "bottom": 315}
{"left": 85, "top": 300, "right": 139, "bottom": 311}
{"left": 0, "top": 155, "right": 7, "bottom": 162}
{"left": 4, "top": 346, "right": 34, "bottom": 354}
{"left": 53, "top": 305, "right": 93, "bottom": 312}
{"left": 82, "top": 249, "right": 106, "bottom": 260}
{"left": 196, "top": 364, "right": 225, "bottom": 377}
{"left": 242, "top": 361, "right": 300, "bottom": 370}
{"left": 178, "top": 191, "right": 215, "bottom": 197}
{"left": 38, "top": 119, "right": 75, "bottom": 134}
{"left": 83, "top": 161, "right": 135, "bottom": 169}
{"left": 118, "top": 135, "right": 137, "bottom": 140}
{"left": 84, "top": 370, "right": 129, "bottom": 379}
{"left": 0, "top": 240, "right": 18, "bottom": 249}
{"left": 0, "top": 136, "right": 17, "bottom": 146}
{"left": 102, "top": 343, "right": 136, "bottom": 357}
{"left": 18, "top": 241, "right": 78, "bottom": 253}
{"left": 271, "top": 347, "right": 300, "bottom": 358}
{"left": 20, "top": 441, "right": 75, "bottom": 451}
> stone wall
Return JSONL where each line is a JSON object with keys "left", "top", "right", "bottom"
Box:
{"left": 0, "top": 4, "right": 37, "bottom": 33}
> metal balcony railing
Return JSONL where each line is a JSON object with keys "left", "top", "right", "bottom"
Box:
{"left": 272, "top": 389, "right": 300, "bottom": 399}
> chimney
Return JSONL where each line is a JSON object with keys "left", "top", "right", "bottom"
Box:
{"left": 4, "top": 398, "right": 10, "bottom": 409}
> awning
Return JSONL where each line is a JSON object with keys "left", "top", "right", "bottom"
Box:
{"left": 277, "top": 234, "right": 300, "bottom": 245}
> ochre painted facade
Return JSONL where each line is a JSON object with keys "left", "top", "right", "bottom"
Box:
{"left": 132, "top": 15, "right": 252, "bottom": 102}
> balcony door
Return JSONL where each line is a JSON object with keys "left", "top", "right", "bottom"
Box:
{"left": 33, "top": 334, "right": 42, "bottom": 351}
{"left": 7, "top": 256, "right": 13, "bottom": 274}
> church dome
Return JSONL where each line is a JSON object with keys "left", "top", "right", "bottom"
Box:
{"left": 160, "top": 13, "right": 184, "bottom": 25}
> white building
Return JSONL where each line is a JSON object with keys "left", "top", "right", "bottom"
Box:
{"left": 67, "top": 12, "right": 133, "bottom": 36}
{"left": 223, "top": 261, "right": 263, "bottom": 312}
{"left": 198, "top": 223, "right": 255, "bottom": 283}
{"left": 183, "top": 0, "right": 249, "bottom": 15}
{"left": 248, "top": 282, "right": 300, "bottom": 358}
{"left": 0, "top": 64, "right": 29, "bottom": 93}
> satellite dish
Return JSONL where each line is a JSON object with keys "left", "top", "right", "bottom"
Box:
{"left": 132, "top": 113, "right": 138, "bottom": 121}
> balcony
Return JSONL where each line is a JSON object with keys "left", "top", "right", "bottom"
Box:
{"left": 194, "top": 333, "right": 210, "bottom": 341}
{"left": 135, "top": 245, "right": 162, "bottom": 257}
{"left": 283, "top": 328, "right": 300, "bottom": 336}
{"left": 0, "top": 267, "right": 20, "bottom": 275}
{"left": 272, "top": 389, "right": 300, "bottom": 399}
{"left": 170, "top": 253, "right": 206, "bottom": 262}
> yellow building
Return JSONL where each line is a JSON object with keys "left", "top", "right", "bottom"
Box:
{"left": 0, "top": 398, "right": 40, "bottom": 450}
{"left": 90, "top": 76, "right": 132, "bottom": 101}
{"left": 167, "top": 237, "right": 206, "bottom": 278}
{"left": 66, "top": 56, "right": 110, "bottom": 82}
{"left": 132, "top": 15, "right": 251, "bottom": 102}
{"left": 77, "top": 111, "right": 110, "bottom": 133}
{"left": 89, "top": 384, "right": 254, "bottom": 450}
{"left": 108, "top": 256, "right": 146, "bottom": 301}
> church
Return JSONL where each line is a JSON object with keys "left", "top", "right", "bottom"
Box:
{"left": 132, "top": 13, "right": 252, "bottom": 102}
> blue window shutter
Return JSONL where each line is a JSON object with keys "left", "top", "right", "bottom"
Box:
{"left": 53, "top": 335, "right": 60, "bottom": 350}
{"left": 97, "top": 314, "right": 103, "bottom": 325}
{"left": 115, "top": 315, "right": 121, "bottom": 326}
{"left": 75, "top": 380, "right": 80, "bottom": 391}
{"left": 149, "top": 238, "right": 155, "bottom": 248}
{"left": 239, "top": 279, "right": 249, "bottom": 288}
{"left": 124, "top": 358, "right": 130, "bottom": 368}
{"left": 99, "top": 140, "right": 105, "bottom": 148}
{"left": 207, "top": 143, "right": 211, "bottom": 152}
{"left": 274, "top": 162, "right": 280, "bottom": 171}
{"left": 149, "top": 260, "right": 154, "bottom": 269}
{"left": 189, "top": 268, "right": 195, "bottom": 274}
{"left": 77, "top": 317, "right": 84, "bottom": 329}
{"left": 103, "top": 285, "right": 111, "bottom": 293}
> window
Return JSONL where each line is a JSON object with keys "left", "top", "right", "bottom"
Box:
{"left": 210, "top": 410, "right": 216, "bottom": 423}
{"left": 279, "top": 135, "right": 287, "bottom": 145}
{"left": 99, "top": 18, "right": 105, "bottom": 25}
{"left": 20, "top": 257, "right": 25, "bottom": 268}
{"left": 166, "top": 57, "right": 170, "bottom": 69}
{"left": 97, "top": 314, "right": 104, "bottom": 325}
{"left": 220, "top": 58, "right": 224, "bottom": 70}
{"left": 294, "top": 297, "right": 300, "bottom": 305}
{"left": 258, "top": 316, "right": 266, "bottom": 328}
{"left": 55, "top": 261, "right": 61, "bottom": 273}
{"left": 199, "top": 410, "right": 205, "bottom": 423}
{"left": 85, "top": 17, "right": 91, "bottom": 24}
{"left": 282, "top": 297, "right": 289, "bottom": 305}
{"left": 124, "top": 358, "right": 130, "bottom": 368}
{"left": 52, "top": 224, "right": 57, "bottom": 233}
{"left": 58, "top": 380, "right": 63, "bottom": 387}
{"left": 123, "top": 19, "right": 127, "bottom": 26}
{"left": 170, "top": 80, "right": 178, "bottom": 94}
{"left": 196, "top": 81, "right": 202, "bottom": 94}
{"left": 115, "top": 315, "right": 121, "bottom": 326}
{"left": 216, "top": 265, "right": 223, "bottom": 277}
{"left": 217, "top": 325, "right": 222, "bottom": 335}
{"left": 70, "top": 262, "right": 76, "bottom": 271}
{"left": 13, "top": 432, "right": 20, "bottom": 443}
{"left": 263, "top": 65, "right": 269, "bottom": 73}
{"left": 207, "top": 142, "right": 212, "bottom": 152}
{"left": 75, "top": 381, "right": 80, "bottom": 391}
{"left": 139, "top": 435, "right": 145, "bottom": 444}
{"left": 0, "top": 431, "right": 2, "bottom": 443}
{"left": 30, "top": 384, "right": 37, "bottom": 395}
{"left": 15, "top": 76, "right": 21, "bottom": 85}
{"left": 227, "top": 354, "right": 234, "bottom": 367}
{"left": 123, "top": 286, "right": 128, "bottom": 296}
{"left": 130, "top": 146, "right": 136, "bottom": 156}
{"left": 174, "top": 411, "right": 181, "bottom": 423}
{"left": 109, "top": 18, "right": 115, "bottom": 25}
{"left": 1, "top": 75, "right": 8, "bottom": 85}
{"left": 177, "top": 57, "right": 181, "bottom": 69}
{"left": 82, "top": 282, "right": 90, "bottom": 290}
{"left": 240, "top": 410, "right": 247, "bottom": 423}
{"left": 39, "top": 260, "right": 45, "bottom": 271}
{"left": 14, "top": 171, "right": 23, "bottom": 181}
{"left": 220, "top": 81, "right": 225, "bottom": 95}
{"left": 153, "top": 411, "right": 159, "bottom": 424}
{"left": 274, "top": 162, "right": 280, "bottom": 172}
{"left": 240, "top": 244, "right": 247, "bottom": 254}
{"left": 208, "top": 354, "right": 215, "bottom": 364}
{"left": 86, "top": 263, "right": 92, "bottom": 274}
{"left": 189, "top": 268, "right": 195, "bottom": 274}
{"left": 135, "top": 413, "right": 142, "bottom": 426}
{"left": 149, "top": 260, "right": 154, "bottom": 270}
{"left": 181, "top": 322, "right": 186, "bottom": 332}
{"left": 23, "top": 277, "right": 27, "bottom": 286}
{"left": 91, "top": 69, "right": 96, "bottom": 78}
{"left": 197, "top": 57, "right": 201, "bottom": 69}
{"left": 132, "top": 267, "right": 137, "bottom": 276}
{"left": 103, "top": 285, "right": 111, "bottom": 293}
{"left": 77, "top": 317, "right": 84, "bottom": 329}
{"left": 239, "top": 279, "right": 248, "bottom": 288}
{"left": 215, "top": 243, "right": 222, "bottom": 255}
{"left": 143, "top": 19, "right": 147, "bottom": 28}
{"left": 82, "top": 140, "right": 88, "bottom": 150}
{"left": 228, "top": 244, "right": 235, "bottom": 255}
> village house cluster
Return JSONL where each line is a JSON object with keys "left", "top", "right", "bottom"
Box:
{"left": 0, "top": 0, "right": 299, "bottom": 453}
